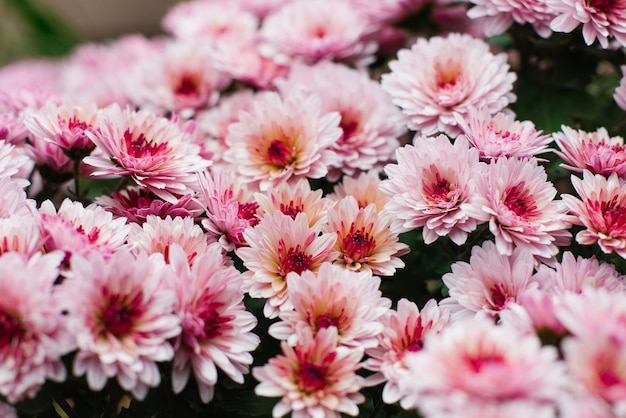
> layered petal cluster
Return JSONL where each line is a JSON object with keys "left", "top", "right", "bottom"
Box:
{"left": 455, "top": 107, "right": 552, "bottom": 161}
{"left": 324, "top": 196, "right": 408, "bottom": 275}
{"left": 553, "top": 125, "right": 626, "bottom": 178}
{"left": 381, "top": 33, "right": 516, "bottom": 136}
{"left": 269, "top": 263, "right": 391, "bottom": 349}
{"left": 331, "top": 170, "right": 390, "bottom": 212}
{"left": 57, "top": 249, "right": 181, "bottom": 400}
{"left": 548, "top": 0, "right": 626, "bottom": 48}
{"left": 463, "top": 157, "right": 571, "bottom": 259}
{"left": 167, "top": 244, "right": 260, "bottom": 403}
{"left": 0, "top": 178, "right": 41, "bottom": 257}
{"left": 466, "top": 0, "right": 556, "bottom": 37}
{"left": 0, "top": 140, "right": 31, "bottom": 182}
{"left": 562, "top": 171, "right": 626, "bottom": 257}
{"left": 0, "top": 252, "right": 73, "bottom": 403}
{"left": 253, "top": 327, "right": 365, "bottom": 418}
{"left": 223, "top": 90, "right": 341, "bottom": 191}
{"left": 397, "top": 319, "right": 566, "bottom": 415}
{"left": 380, "top": 135, "right": 484, "bottom": 245}
{"left": 364, "top": 299, "right": 450, "bottom": 404}
{"left": 259, "top": 0, "right": 378, "bottom": 66}
{"left": 237, "top": 211, "right": 338, "bottom": 318}
{"left": 84, "top": 104, "right": 211, "bottom": 202}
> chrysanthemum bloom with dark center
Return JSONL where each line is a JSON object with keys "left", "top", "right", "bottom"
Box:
{"left": 57, "top": 248, "right": 181, "bottom": 400}
{"left": 167, "top": 244, "right": 260, "bottom": 403}
{"left": 237, "top": 211, "right": 338, "bottom": 318}
{"left": 382, "top": 33, "right": 516, "bottom": 137}
{"left": 254, "top": 327, "right": 365, "bottom": 418}
{"left": 84, "top": 104, "right": 211, "bottom": 202}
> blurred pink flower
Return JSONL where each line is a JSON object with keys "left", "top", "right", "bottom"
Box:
{"left": 237, "top": 211, "right": 338, "bottom": 318}
{"left": 380, "top": 135, "right": 484, "bottom": 245}
{"left": 463, "top": 157, "right": 571, "bottom": 259}
{"left": 330, "top": 170, "right": 390, "bottom": 212}
{"left": 553, "top": 126, "right": 626, "bottom": 178}
{"left": 0, "top": 402, "right": 17, "bottom": 418}
{"left": 467, "top": 0, "right": 556, "bottom": 37}
{"left": 0, "top": 251, "right": 73, "bottom": 403}
{"left": 614, "top": 65, "right": 626, "bottom": 111}
{"left": 253, "top": 327, "right": 365, "bottom": 418}
{"left": 351, "top": 0, "right": 430, "bottom": 24}
{"left": 562, "top": 171, "right": 626, "bottom": 257}
{"left": 167, "top": 244, "right": 259, "bottom": 403}
{"left": 0, "top": 141, "right": 29, "bottom": 182}
{"left": 269, "top": 263, "right": 391, "bottom": 349}
{"left": 382, "top": 33, "right": 516, "bottom": 136}
{"left": 455, "top": 107, "right": 552, "bottom": 161}
{"left": 58, "top": 249, "right": 181, "bottom": 400}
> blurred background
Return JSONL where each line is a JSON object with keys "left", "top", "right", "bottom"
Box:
{"left": 0, "top": 0, "right": 181, "bottom": 65}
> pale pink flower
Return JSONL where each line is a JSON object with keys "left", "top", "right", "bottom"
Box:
{"left": 167, "top": 244, "right": 259, "bottom": 403}
{"left": 259, "top": 0, "right": 378, "bottom": 66}
{"left": 463, "top": 157, "right": 571, "bottom": 259}
{"left": 277, "top": 61, "right": 406, "bottom": 180}
{"left": 84, "top": 104, "right": 211, "bottom": 202}
{"left": 0, "top": 251, "right": 73, "bottom": 403}
{"left": 0, "top": 58, "right": 62, "bottom": 98}
{"left": 351, "top": 0, "right": 430, "bottom": 24}
{"left": 197, "top": 169, "right": 260, "bottom": 251}
{"left": 466, "top": 0, "right": 557, "bottom": 37}
{"left": 269, "top": 263, "right": 391, "bottom": 349}
{"left": 24, "top": 131, "right": 73, "bottom": 174}
{"left": 562, "top": 171, "right": 626, "bottom": 257}
{"left": 553, "top": 126, "right": 626, "bottom": 178}
{"left": 39, "top": 198, "right": 130, "bottom": 262}
{"left": 226, "top": 0, "right": 290, "bottom": 17}
{"left": 548, "top": 0, "right": 626, "bottom": 48}
{"left": 364, "top": 299, "right": 450, "bottom": 404}
{"left": 455, "top": 107, "right": 552, "bottom": 161}
{"left": 0, "top": 214, "right": 42, "bottom": 258}
{"left": 127, "top": 215, "right": 213, "bottom": 264}
{"left": 0, "top": 402, "right": 17, "bottom": 418}
{"left": 254, "top": 178, "right": 330, "bottom": 229}
{"left": 441, "top": 240, "right": 539, "bottom": 320}
{"left": 380, "top": 135, "right": 484, "bottom": 245}
{"left": 129, "top": 40, "right": 231, "bottom": 118}
{"left": 324, "top": 196, "right": 408, "bottom": 275}
{"left": 558, "top": 394, "right": 618, "bottom": 418}
{"left": 0, "top": 140, "right": 29, "bottom": 182}
{"left": 57, "top": 248, "right": 181, "bottom": 400}
{"left": 397, "top": 319, "right": 566, "bottom": 415}
{"left": 382, "top": 33, "right": 516, "bottom": 137}
{"left": 330, "top": 170, "right": 390, "bottom": 212}
{"left": 434, "top": 401, "right": 559, "bottom": 418}
{"left": 0, "top": 176, "right": 34, "bottom": 219}
{"left": 253, "top": 327, "right": 365, "bottom": 418}
{"left": 237, "top": 211, "right": 338, "bottom": 318}
{"left": 614, "top": 65, "right": 626, "bottom": 111}
{"left": 95, "top": 186, "right": 201, "bottom": 225}
{"left": 223, "top": 90, "right": 341, "bottom": 191}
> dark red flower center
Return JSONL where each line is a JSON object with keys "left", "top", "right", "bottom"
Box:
{"left": 76, "top": 225, "right": 100, "bottom": 244}
{"left": 279, "top": 244, "right": 312, "bottom": 276}
{"left": 197, "top": 301, "right": 233, "bottom": 340}
{"left": 299, "top": 363, "right": 328, "bottom": 392}
{"left": 266, "top": 139, "right": 293, "bottom": 167}
{"left": 0, "top": 309, "right": 24, "bottom": 346}
{"left": 316, "top": 313, "right": 340, "bottom": 330}
{"left": 100, "top": 293, "right": 143, "bottom": 337}
{"left": 280, "top": 201, "right": 304, "bottom": 219}
{"left": 343, "top": 224, "right": 375, "bottom": 263}
{"left": 175, "top": 74, "right": 200, "bottom": 97}
{"left": 489, "top": 284, "right": 509, "bottom": 311}
{"left": 238, "top": 202, "right": 260, "bottom": 227}
{"left": 339, "top": 113, "right": 360, "bottom": 142}
{"left": 503, "top": 183, "right": 537, "bottom": 219}
{"left": 467, "top": 353, "right": 504, "bottom": 372}
{"left": 123, "top": 130, "right": 168, "bottom": 159}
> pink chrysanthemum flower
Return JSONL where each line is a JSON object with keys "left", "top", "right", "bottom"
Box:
{"left": 24, "top": 130, "right": 73, "bottom": 174}
{"left": 24, "top": 101, "right": 98, "bottom": 154}
{"left": 39, "top": 198, "right": 130, "bottom": 262}
{"left": 0, "top": 141, "right": 29, "bottom": 181}
{"left": 463, "top": 156, "right": 571, "bottom": 259}
{"left": 127, "top": 215, "right": 213, "bottom": 265}
{"left": 324, "top": 196, "right": 408, "bottom": 275}
{"left": 57, "top": 248, "right": 181, "bottom": 400}
{"left": 166, "top": 244, "right": 259, "bottom": 403}
{"left": 253, "top": 327, "right": 365, "bottom": 418}
{"left": 254, "top": 178, "right": 330, "bottom": 229}
{"left": 237, "top": 211, "right": 338, "bottom": 318}
{"left": 277, "top": 62, "right": 406, "bottom": 180}
{"left": 553, "top": 125, "right": 626, "bottom": 178}
{"left": 397, "top": 319, "right": 566, "bottom": 415}
{"left": 614, "top": 66, "right": 626, "bottom": 111}
{"left": 351, "top": 0, "right": 430, "bottom": 24}
{"left": 466, "top": 0, "right": 556, "bottom": 38}
{"left": 197, "top": 169, "right": 260, "bottom": 252}
{"left": 562, "top": 171, "right": 626, "bottom": 257}
{"left": 455, "top": 107, "right": 552, "bottom": 161}
{"left": 548, "top": 0, "right": 626, "bottom": 48}
{"left": 382, "top": 33, "right": 516, "bottom": 137}
{"left": 380, "top": 135, "right": 484, "bottom": 245}
{"left": 364, "top": 299, "right": 450, "bottom": 404}
{"left": 441, "top": 240, "right": 539, "bottom": 320}
{"left": 84, "top": 104, "right": 211, "bottom": 202}
{"left": 259, "top": 0, "right": 378, "bottom": 66}
{"left": 0, "top": 251, "right": 73, "bottom": 403}
{"left": 95, "top": 186, "right": 201, "bottom": 225}
{"left": 330, "top": 170, "right": 390, "bottom": 212}
{"left": 226, "top": 0, "right": 290, "bottom": 17}
{"left": 269, "top": 263, "right": 391, "bottom": 349}
{"left": 223, "top": 90, "right": 341, "bottom": 191}
{"left": 0, "top": 177, "right": 41, "bottom": 257}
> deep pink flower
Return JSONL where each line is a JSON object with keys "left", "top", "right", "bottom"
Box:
{"left": 167, "top": 244, "right": 259, "bottom": 403}
{"left": 467, "top": 0, "right": 556, "bottom": 37}
{"left": 253, "top": 327, "right": 365, "bottom": 418}
{"left": 382, "top": 33, "right": 516, "bottom": 136}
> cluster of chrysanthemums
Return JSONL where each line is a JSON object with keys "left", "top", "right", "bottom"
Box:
{"left": 1, "top": 0, "right": 626, "bottom": 417}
